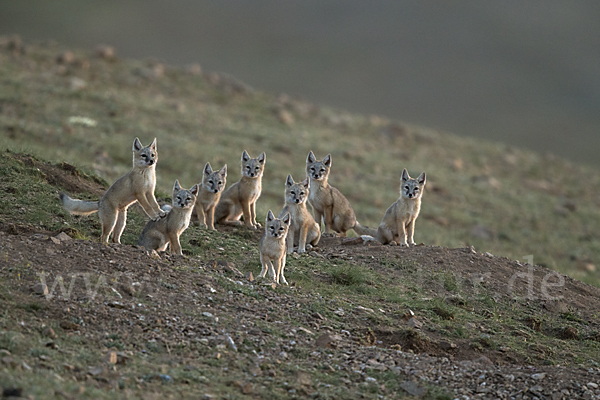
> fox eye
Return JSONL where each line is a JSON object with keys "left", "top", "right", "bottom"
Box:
{"left": 310, "top": 167, "right": 315, "bottom": 171}
{"left": 208, "top": 180, "right": 213, "bottom": 184}
{"left": 279, "top": 227, "right": 284, "bottom": 231}
{"left": 218, "top": 181, "right": 222, "bottom": 185}
{"left": 290, "top": 191, "right": 295, "bottom": 195}
{"left": 300, "top": 192, "right": 305, "bottom": 196}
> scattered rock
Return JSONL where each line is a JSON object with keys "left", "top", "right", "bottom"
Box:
{"left": 558, "top": 326, "right": 578, "bottom": 340}
{"left": 342, "top": 237, "right": 365, "bottom": 246}
{"left": 32, "top": 283, "right": 49, "bottom": 296}
{"left": 407, "top": 317, "right": 423, "bottom": 329}
{"left": 56, "top": 51, "right": 76, "bottom": 65}
{"left": 55, "top": 232, "right": 72, "bottom": 243}
{"left": 315, "top": 333, "right": 341, "bottom": 348}
{"left": 103, "top": 351, "right": 118, "bottom": 364}
{"left": 245, "top": 271, "right": 254, "bottom": 282}
{"left": 532, "top": 372, "right": 547, "bottom": 381}
{"left": 59, "top": 320, "right": 79, "bottom": 331}
{"left": 43, "top": 327, "right": 57, "bottom": 339}
{"left": 400, "top": 381, "right": 428, "bottom": 397}
{"left": 2, "top": 388, "right": 23, "bottom": 397}
{"left": 96, "top": 44, "right": 116, "bottom": 61}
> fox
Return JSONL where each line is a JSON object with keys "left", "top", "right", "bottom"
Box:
{"left": 305, "top": 151, "right": 357, "bottom": 236}
{"left": 280, "top": 175, "right": 320, "bottom": 254}
{"left": 60, "top": 137, "right": 165, "bottom": 244}
{"left": 214, "top": 150, "right": 265, "bottom": 229}
{"left": 137, "top": 180, "right": 199, "bottom": 255}
{"left": 258, "top": 210, "right": 291, "bottom": 285}
{"left": 192, "top": 162, "right": 227, "bottom": 230}
{"left": 353, "top": 168, "right": 426, "bottom": 246}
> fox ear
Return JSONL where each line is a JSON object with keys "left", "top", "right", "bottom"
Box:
{"left": 204, "top": 162, "right": 212, "bottom": 175}
{"left": 417, "top": 172, "right": 426, "bottom": 185}
{"left": 323, "top": 154, "right": 332, "bottom": 167}
{"left": 149, "top": 138, "right": 157, "bottom": 151}
{"left": 257, "top": 152, "right": 266, "bottom": 164}
{"left": 307, "top": 151, "right": 316, "bottom": 163}
{"left": 266, "top": 210, "right": 275, "bottom": 221}
{"left": 220, "top": 164, "right": 227, "bottom": 176}
{"left": 173, "top": 179, "right": 181, "bottom": 191}
{"left": 133, "top": 137, "right": 143, "bottom": 151}
{"left": 286, "top": 174, "right": 294, "bottom": 187}
{"left": 302, "top": 177, "right": 309, "bottom": 188}
{"left": 242, "top": 150, "right": 251, "bottom": 162}
{"left": 401, "top": 168, "right": 410, "bottom": 182}
{"left": 190, "top": 184, "right": 199, "bottom": 196}
{"left": 282, "top": 212, "right": 291, "bottom": 225}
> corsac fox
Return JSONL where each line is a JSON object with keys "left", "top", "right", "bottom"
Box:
{"left": 354, "top": 168, "right": 426, "bottom": 246}
{"left": 193, "top": 162, "right": 227, "bottom": 230}
{"left": 280, "top": 174, "right": 320, "bottom": 254}
{"left": 258, "top": 210, "right": 291, "bottom": 285}
{"left": 60, "top": 137, "right": 165, "bottom": 244}
{"left": 214, "top": 150, "right": 265, "bottom": 229}
{"left": 137, "top": 180, "right": 199, "bottom": 255}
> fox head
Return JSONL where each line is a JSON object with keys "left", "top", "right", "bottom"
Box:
{"left": 265, "top": 210, "right": 290, "bottom": 239}
{"left": 306, "top": 151, "right": 331, "bottom": 181}
{"left": 172, "top": 180, "right": 199, "bottom": 209}
{"left": 241, "top": 150, "right": 266, "bottom": 179}
{"left": 133, "top": 137, "right": 158, "bottom": 168}
{"left": 400, "top": 169, "right": 426, "bottom": 200}
{"left": 285, "top": 174, "right": 310, "bottom": 205}
{"left": 202, "top": 163, "right": 227, "bottom": 194}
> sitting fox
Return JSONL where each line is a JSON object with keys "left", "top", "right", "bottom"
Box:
{"left": 60, "top": 137, "right": 165, "bottom": 244}
{"left": 354, "top": 169, "right": 426, "bottom": 246}
{"left": 258, "top": 210, "right": 291, "bottom": 285}
{"left": 138, "top": 180, "right": 199, "bottom": 255}
{"left": 305, "top": 151, "right": 357, "bottom": 236}
{"left": 214, "top": 150, "right": 265, "bottom": 229}
{"left": 193, "top": 162, "right": 227, "bottom": 230}
{"left": 280, "top": 175, "right": 320, "bottom": 254}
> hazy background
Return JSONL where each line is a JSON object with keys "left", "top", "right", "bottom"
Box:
{"left": 1, "top": 1, "right": 599, "bottom": 166}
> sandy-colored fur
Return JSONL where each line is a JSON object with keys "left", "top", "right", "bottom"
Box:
{"left": 138, "top": 180, "right": 198, "bottom": 255}
{"left": 214, "top": 150, "right": 265, "bottom": 229}
{"left": 306, "top": 151, "right": 356, "bottom": 236}
{"left": 280, "top": 175, "right": 320, "bottom": 254}
{"left": 354, "top": 169, "right": 426, "bottom": 246}
{"left": 193, "top": 162, "right": 227, "bottom": 230}
{"left": 60, "top": 138, "right": 165, "bottom": 244}
{"left": 258, "top": 210, "right": 290, "bottom": 285}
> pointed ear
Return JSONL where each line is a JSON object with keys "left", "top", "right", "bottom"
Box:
{"left": 173, "top": 179, "right": 181, "bottom": 191}
{"left": 257, "top": 152, "right": 266, "bottom": 164}
{"left": 133, "top": 137, "right": 143, "bottom": 151}
{"left": 149, "top": 138, "right": 157, "bottom": 151}
{"left": 401, "top": 168, "right": 410, "bottom": 182}
{"left": 286, "top": 174, "right": 294, "bottom": 187}
{"left": 307, "top": 151, "right": 316, "bottom": 163}
{"left": 417, "top": 172, "right": 426, "bottom": 185}
{"left": 219, "top": 164, "right": 227, "bottom": 176}
{"left": 190, "top": 184, "right": 199, "bottom": 196}
{"left": 282, "top": 212, "right": 291, "bottom": 225}
{"left": 204, "top": 162, "right": 212, "bottom": 175}
{"left": 242, "top": 150, "right": 250, "bottom": 162}
{"left": 323, "top": 154, "right": 332, "bottom": 167}
{"left": 301, "top": 177, "right": 309, "bottom": 188}
{"left": 266, "top": 210, "right": 274, "bottom": 221}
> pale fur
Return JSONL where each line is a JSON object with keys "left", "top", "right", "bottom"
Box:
{"left": 306, "top": 151, "right": 356, "bottom": 236}
{"left": 279, "top": 175, "right": 320, "bottom": 254}
{"left": 193, "top": 162, "right": 227, "bottom": 230}
{"left": 60, "top": 137, "right": 165, "bottom": 244}
{"left": 138, "top": 180, "right": 199, "bottom": 255}
{"left": 258, "top": 210, "right": 291, "bottom": 285}
{"left": 214, "top": 150, "right": 265, "bottom": 229}
{"left": 354, "top": 168, "right": 426, "bottom": 246}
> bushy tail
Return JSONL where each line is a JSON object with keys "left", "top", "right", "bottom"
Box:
{"left": 59, "top": 193, "right": 99, "bottom": 216}
{"left": 352, "top": 221, "right": 377, "bottom": 237}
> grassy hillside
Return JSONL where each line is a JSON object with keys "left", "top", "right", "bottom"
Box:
{"left": 0, "top": 36, "right": 599, "bottom": 289}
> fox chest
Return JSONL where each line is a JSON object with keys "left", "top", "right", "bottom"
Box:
{"left": 309, "top": 184, "right": 332, "bottom": 209}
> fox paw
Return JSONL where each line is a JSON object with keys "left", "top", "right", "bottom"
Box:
{"left": 279, "top": 277, "right": 289, "bottom": 285}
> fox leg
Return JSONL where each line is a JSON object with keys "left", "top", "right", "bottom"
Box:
{"left": 169, "top": 232, "right": 183, "bottom": 256}
{"left": 112, "top": 208, "right": 128, "bottom": 244}
{"left": 397, "top": 220, "right": 408, "bottom": 246}
{"left": 298, "top": 225, "right": 308, "bottom": 253}
{"left": 279, "top": 254, "right": 288, "bottom": 285}
{"left": 241, "top": 201, "right": 254, "bottom": 228}
{"left": 377, "top": 225, "right": 393, "bottom": 245}
{"left": 406, "top": 218, "right": 416, "bottom": 246}
{"left": 195, "top": 203, "right": 207, "bottom": 228}
{"left": 250, "top": 201, "right": 261, "bottom": 228}
{"left": 258, "top": 254, "right": 269, "bottom": 278}
{"left": 99, "top": 208, "right": 118, "bottom": 244}
{"left": 136, "top": 193, "right": 160, "bottom": 221}
{"left": 323, "top": 206, "right": 334, "bottom": 234}
{"left": 314, "top": 209, "right": 324, "bottom": 233}
{"left": 145, "top": 191, "right": 165, "bottom": 218}
{"left": 206, "top": 206, "right": 216, "bottom": 230}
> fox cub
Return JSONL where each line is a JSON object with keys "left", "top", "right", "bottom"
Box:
{"left": 306, "top": 151, "right": 357, "bottom": 236}
{"left": 60, "top": 137, "right": 165, "bottom": 244}
{"left": 192, "top": 162, "right": 227, "bottom": 230}
{"left": 138, "top": 180, "right": 199, "bottom": 255}
{"left": 355, "top": 169, "right": 426, "bottom": 246}
{"left": 280, "top": 175, "right": 320, "bottom": 254}
{"left": 214, "top": 150, "right": 265, "bottom": 229}
{"left": 259, "top": 210, "right": 291, "bottom": 285}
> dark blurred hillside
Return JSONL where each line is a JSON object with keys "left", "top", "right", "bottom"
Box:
{"left": 1, "top": 0, "right": 599, "bottom": 166}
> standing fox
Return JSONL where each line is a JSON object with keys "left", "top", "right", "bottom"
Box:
{"left": 60, "top": 137, "right": 165, "bottom": 244}
{"left": 280, "top": 175, "right": 320, "bottom": 254}
{"left": 138, "top": 180, "right": 199, "bottom": 255}
{"left": 354, "top": 169, "right": 426, "bottom": 246}
{"left": 306, "top": 151, "right": 357, "bottom": 236}
{"left": 258, "top": 210, "right": 291, "bottom": 285}
{"left": 193, "top": 162, "right": 227, "bottom": 230}
{"left": 214, "top": 150, "right": 265, "bottom": 229}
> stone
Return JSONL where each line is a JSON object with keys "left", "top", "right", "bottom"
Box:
{"left": 245, "top": 272, "right": 254, "bottom": 282}
{"left": 407, "top": 317, "right": 423, "bottom": 329}
{"left": 32, "top": 283, "right": 49, "bottom": 296}
{"left": 43, "top": 327, "right": 57, "bottom": 339}
{"left": 531, "top": 373, "right": 546, "bottom": 380}
{"left": 400, "top": 381, "right": 428, "bottom": 397}
{"left": 103, "top": 351, "right": 118, "bottom": 364}
{"left": 55, "top": 232, "right": 72, "bottom": 242}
